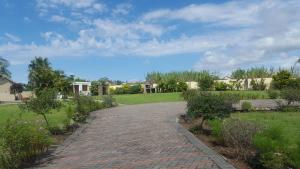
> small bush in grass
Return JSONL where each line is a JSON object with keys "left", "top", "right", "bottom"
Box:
{"left": 0, "top": 119, "right": 52, "bottom": 169}
{"left": 72, "top": 95, "right": 103, "bottom": 123}
{"left": 208, "top": 119, "right": 223, "bottom": 143}
{"left": 181, "top": 89, "right": 199, "bottom": 101}
{"left": 102, "top": 95, "right": 116, "bottom": 108}
{"left": 280, "top": 88, "right": 300, "bottom": 105}
{"left": 241, "top": 101, "right": 252, "bottom": 112}
{"left": 267, "top": 90, "right": 280, "bottom": 99}
{"left": 186, "top": 92, "right": 234, "bottom": 130}
{"left": 253, "top": 126, "right": 288, "bottom": 169}
{"left": 222, "top": 119, "right": 262, "bottom": 160}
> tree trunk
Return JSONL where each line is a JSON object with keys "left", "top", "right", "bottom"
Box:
{"left": 42, "top": 114, "right": 50, "bottom": 127}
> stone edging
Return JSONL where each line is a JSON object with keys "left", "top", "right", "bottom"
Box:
{"left": 175, "top": 117, "right": 236, "bottom": 169}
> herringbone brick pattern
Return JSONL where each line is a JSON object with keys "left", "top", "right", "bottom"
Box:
{"left": 34, "top": 102, "right": 220, "bottom": 169}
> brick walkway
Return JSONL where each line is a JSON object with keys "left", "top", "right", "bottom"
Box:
{"left": 33, "top": 102, "right": 233, "bottom": 169}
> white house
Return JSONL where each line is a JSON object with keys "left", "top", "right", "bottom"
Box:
{"left": 72, "top": 81, "right": 91, "bottom": 96}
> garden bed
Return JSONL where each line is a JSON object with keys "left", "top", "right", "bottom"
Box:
{"left": 179, "top": 117, "right": 252, "bottom": 169}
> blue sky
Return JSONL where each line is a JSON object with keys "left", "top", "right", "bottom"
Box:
{"left": 1, "top": 0, "right": 300, "bottom": 83}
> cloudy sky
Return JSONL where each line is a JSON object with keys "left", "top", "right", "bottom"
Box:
{"left": 1, "top": 0, "right": 300, "bottom": 82}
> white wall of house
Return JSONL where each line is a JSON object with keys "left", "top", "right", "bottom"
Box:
{"left": 72, "top": 82, "right": 91, "bottom": 96}
{"left": 0, "top": 78, "right": 15, "bottom": 102}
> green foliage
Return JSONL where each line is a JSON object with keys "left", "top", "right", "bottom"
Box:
{"left": 253, "top": 126, "right": 288, "bottom": 169}
{"left": 198, "top": 74, "right": 214, "bottom": 91}
{"left": 0, "top": 119, "right": 52, "bottom": 169}
{"left": 241, "top": 101, "right": 252, "bottom": 112}
{"left": 112, "top": 84, "right": 143, "bottom": 95}
{"left": 208, "top": 119, "right": 223, "bottom": 142}
{"left": 186, "top": 92, "right": 234, "bottom": 129}
{"left": 22, "top": 88, "right": 61, "bottom": 127}
{"left": 146, "top": 71, "right": 215, "bottom": 83}
{"left": 182, "top": 89, "right": 199, "bottom": 101}
{"left": 267, "top": 90, "right": 280, "bottom": 99}
{"left": 280, "top": 88, "right": 300, "bottom": 105}
{"left": 176, "top": 81, "right": 188, "bottom": 92}
{"left": 72, "top": 96, "right": 102, "bottom": 123}
{"left": 102, "top": 95, "right": 116, "bottom": 108}
{"left": 214, "top": 82, "right": 229, "bottom": 91}
{"left": 231, "top": 68, "right": 246, "bottom": 80}
{"left": 0, "top": 56, "right": 11, "bottom": 78}
{"left": 28, "top": 57, "right": 72, "bottom": 97}
{"left": 250, "top": 78, "right": 266, "bottom": 90}
{"left": 272, "top": 70, "right": 293, "bottom": 90}
{"left": 90, "top": 81, "right": 99, "bottom": 96}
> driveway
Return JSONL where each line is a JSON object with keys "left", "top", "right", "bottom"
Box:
{"left": 33, "top": 102, "right": 234, "bottom": 169}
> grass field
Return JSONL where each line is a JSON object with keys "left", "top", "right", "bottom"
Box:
{"left": 232, "top": 111, "right": 300, "bottom": 142}
{"left": 0, "top": 103, "right": 69, "bottom": 128}
{"left": 105, "top": 90, "right": 268, "bottom": 105}
{"left": 112, "top": 92, "right": 184, "bottom": 105}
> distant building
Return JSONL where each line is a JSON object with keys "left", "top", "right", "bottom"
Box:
{"left": 72, "top": 81, "right": 91, "bottom": 96}
{"left": 0, "top": 77, "right": 16, "bottom": 102}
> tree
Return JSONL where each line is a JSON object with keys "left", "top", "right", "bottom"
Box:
{"left": 198, "top": 74, "right": 214, "bottom": 91}
{"left": 22, "top": 88, "right": 61, "bottom": 127}
{"left": 215, "top": 82, "right": 228, "bottom": 91}
{"left": 186, "top": 92, "right": 233, "bottom": 130}
{"left": 90, "top": 81, "right": 100, "bottom": 96}
{"left": 176, "top": 81, "right": 188, "bottom": 92}
{"left": 166, "top": 79, "right": 177, "bottom": 92}
{"left": 28, "top": 57, "right": 54, "bottom": 93}
{"left": 10, "top": 83, "right": 23, "bottom": 100}
{"left": 28, "top": 57, "right": 72, "bottom": 97}
{"left": 272, "top": 70, "right": 293, "bottom": 90}
{"left": 0, "top": 56, "right": 11, "bottom": 78}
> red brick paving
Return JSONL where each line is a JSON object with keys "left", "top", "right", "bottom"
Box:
{"left": 33, "top": 102, "right": 221, "bottom": 169}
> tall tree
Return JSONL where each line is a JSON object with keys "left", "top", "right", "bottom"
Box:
{"left": 0, "top": 56, "right": 11, "bottom": 78}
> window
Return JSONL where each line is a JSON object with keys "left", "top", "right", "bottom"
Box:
{"left": 82, "top": 85, "right": 88, "bottom": 91}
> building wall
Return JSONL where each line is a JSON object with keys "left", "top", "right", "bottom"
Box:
{"left": 72, "top": 82, "right": 91, "bottom": 96}
{"left": 0, "top": 78, "right": 15, "bottom": 101}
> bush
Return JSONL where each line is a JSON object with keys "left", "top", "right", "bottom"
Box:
{"left": 215, "top": 82, "right": 229, "bottom": 91}
{"left": 241, "top": 101, "right": 252, "bottom": 112}
{"left": 267, "top": 90, "right": 280, "bottom": 99}
{"left": 72, "top": 96, "right": 102, "bottom": 123}
{"left": 0, "top": 120, "right": 52, "bottom": 169}
{"left": 221, "top": 119, "right": 262, "bottom": 160}
{"left": 253, "top": 126, "right": 288, "bottom": 169}
{"left": 280, "top": 88, "right": 300, "bottom": 105}
{"left": 181, "top": 89, "right": 199, "bottom": 101}
{"left": 22, "top": 88, "right": 61, "bottom": 127}
{"left": 102, "top": 95, "right": 116, "bottom": 108}
{"left": 176, "top": 81, "right": 188, "bottom": 92}
{"left": 186, "top": 92, "right": 234, "bottom": 130}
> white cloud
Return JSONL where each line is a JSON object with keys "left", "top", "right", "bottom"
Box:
{"left": 4, "top": 33, "right": 21, "bottom": 42}
{"left": 143, "top": 1, "right": 260, "bottom": 26}
{"left": 112, "top": 3, "right": 132, "bottom": 16}
{"left": 2, "top": 0, "right": 300, "bottom": 72}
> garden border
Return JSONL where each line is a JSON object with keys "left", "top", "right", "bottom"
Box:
{"left": 175, "top": 117, "right": 236, "bottom": 169}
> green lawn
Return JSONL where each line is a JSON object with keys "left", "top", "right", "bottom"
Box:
{"left": 0, "top": 103, "right": 69, "bottom": 128}
{"left": 112, "top": 92, "right": 183, "bottom": 105}
{"left": 232, "top": 111, "right": 300, "bottom": 142}
{"left": 102, "top": 90, "right": 268, "bottom": 105}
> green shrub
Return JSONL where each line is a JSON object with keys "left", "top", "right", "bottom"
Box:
{"left": 280, "top": 88, "right": 300, "bottom": 105}
{"left": 215, "top": 82, "right": 229, "bottom": 91}
{"left": 72, "top": 96, "right": 102, "bottom": 123}
{"left": 181, "top": 89, "right": 199, "bottom": 101}
{"left": 102, "top": 95, "right": 116, "bottom": 108}
{"left": 208, "top": 119, "right": 223, "bottom": 143}
{"left": 0, "top": 119, "right": 52, "bottom": 169}
{"left": 22, "top": 88, "right": 61, "bottom": 127}
{"left": 221, "top": 119, "right": 262, "bottom": 160}
{"left": 241, "top": 101, "right": 252, "bottom": 112}
{"left": 176, "top": 81, "right": 188, "bottom": 92}
{"left": 267, "top": 90, "right": 280, "bottom": 99}
{"left": 253, "top": 126, "right": 288, "bottom": 169}
{"left": 186, "top": 92, "right": 234, "bottom": 130}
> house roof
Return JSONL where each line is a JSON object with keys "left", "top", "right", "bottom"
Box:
{"left": 0, "top": 76, "right": 14, "bottom": 84}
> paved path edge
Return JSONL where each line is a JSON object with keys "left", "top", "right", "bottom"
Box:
{"left": 175, "top": 117, "right": 236, "bottom": 169}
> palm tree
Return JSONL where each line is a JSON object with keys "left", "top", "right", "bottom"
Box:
{"left": 0, "top": 56, "right": 11, "bottom": 78}
{"left": 291, "top": 58, "right": 300, "bottom": 77}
